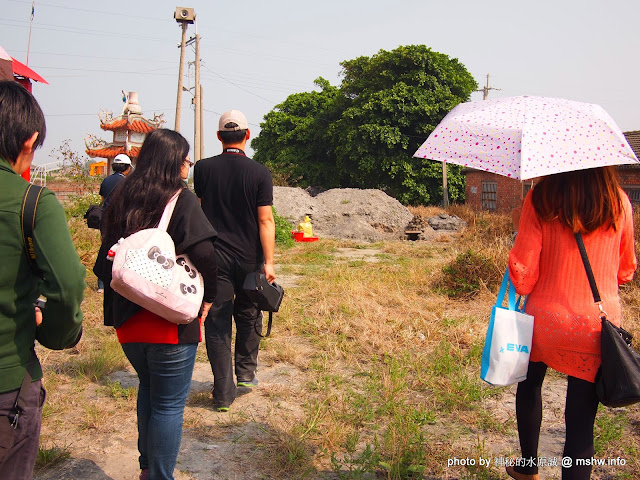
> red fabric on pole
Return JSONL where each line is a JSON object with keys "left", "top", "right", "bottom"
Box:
{"left": 11, "top": 57, "right": 48, "bottom": 84}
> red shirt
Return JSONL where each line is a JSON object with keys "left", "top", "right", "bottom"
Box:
{"left": 116, "top": 309, "right": 203, "bottom": 344}
{"left": 509, "top": 188, "right": 636, "bottom": 381}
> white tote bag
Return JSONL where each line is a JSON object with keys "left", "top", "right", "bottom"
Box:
{"left": 480, "top": 269, "right": 534, "bottom": 386}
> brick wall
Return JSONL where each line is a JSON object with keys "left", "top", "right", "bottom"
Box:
{"left": 617, "top": 166, "right": 640, "bottom": 186}
{"left": 617, "top": 165, "right": 640, "bottom": 204}
{"left": 465, "top": 170, "right": 535, "bottom": 213}
{"left": 465, "top": 166, "right": 640, "bottom": 212}
{"left": 43, "top": 181, "right": 99, "bottom": 204}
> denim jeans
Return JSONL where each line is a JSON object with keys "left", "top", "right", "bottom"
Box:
{"left": 0, "top": 379, "right": 45, "bottom": 480}
{"left": 121, "top": 343, "right": 197, "bottom": 480}
{"left": 204, "top": 249, "right": 262, "bottom": 408}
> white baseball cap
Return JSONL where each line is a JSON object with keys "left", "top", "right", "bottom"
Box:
{"left": 218, "top": 110, "right": 248, "bottom": 131}
{"left": 113, "top": 153, "right": 132, "bottom": 165}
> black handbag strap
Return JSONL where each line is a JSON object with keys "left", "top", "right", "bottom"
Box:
{"left": 21, "top": 183, "right": 44, "bottom": 276}
{"left": 255, "top": 311, "right": 273, "bottom": 338}
{"left": 9, "top": 354, "right": 36, "bottom": 429}
{"left": 574, "top": 232, "right": 606, "bottom": 319}
{"left": 265, "top": 311, "right": 272, "bottom": 337}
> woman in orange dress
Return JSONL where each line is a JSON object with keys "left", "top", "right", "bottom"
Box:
{"left": 507, "top": 166, "right": 636, "bottom": 480}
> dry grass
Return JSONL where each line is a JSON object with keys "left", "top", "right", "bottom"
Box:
{"left": 269, "top": 208, "right": 640, "bottom": 478}
{"left": 34, "top": 206, "right": 640, "bottom": 479}
{"left": 407, "top": 205, "right": 447, "bottom": 218}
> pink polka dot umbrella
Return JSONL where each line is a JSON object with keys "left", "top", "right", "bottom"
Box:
{"left": 413, "top": 96, "right": 638, "bottom": 180}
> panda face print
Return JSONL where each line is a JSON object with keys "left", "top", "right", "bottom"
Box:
{"left": 148, "top": 246, "right": 175, "bottom": 269}
{"left": 180, "top": 283, "right": 198, "bottom": 295}
{"left": 176, "top": 257, "right": 198, "bottom": 279}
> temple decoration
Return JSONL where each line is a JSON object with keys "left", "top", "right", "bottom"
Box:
{"left": 85, "top": 92, "right": 165, "bottom": 167}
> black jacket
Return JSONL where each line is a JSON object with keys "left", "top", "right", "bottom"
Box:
{"left": 94, "top": 188, "right": 217, "bottom": 342}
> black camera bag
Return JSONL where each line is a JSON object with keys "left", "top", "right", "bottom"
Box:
{"left": 243, "top": 272, "right": 284, "bottom": 337}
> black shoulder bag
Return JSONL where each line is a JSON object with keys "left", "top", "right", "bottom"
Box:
{"left": 575, "top": 232, "right": 640, "bottom": 407}
{"left": 0, "top": 184, "right": 43, "bottom": 463}
{"left": 84, "top": 204, "right": 103, "bottom": 230}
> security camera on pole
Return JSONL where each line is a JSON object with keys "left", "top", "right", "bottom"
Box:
{"left": 174, "top": 7, "right": 203, "bottom": 161}
{"left": 174, "top": 7, "right": 195, "bottom": 133}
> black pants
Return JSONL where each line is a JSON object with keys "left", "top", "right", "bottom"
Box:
{"left": 204, "top": 249, "right": 262, "bottom": 408}
{"left": 515, "top": 361, "right": 599, "bottom": 480}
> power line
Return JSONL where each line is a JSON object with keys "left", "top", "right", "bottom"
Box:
{"left": 200, "top": 67, "right": 314, "bottom": 90}
{"left": 8, "top": 49, "right": 176, "bottom": 65}
{"left": 9, "top": 47, "right": 317, "bottom": 91}
{"left": 45, "top": 107, "right": 176, "bottom": 117}
{"left": 30, "top": 65, "right": 176, "bottom": 75}
{"left": 0, "top": 19, "right": 169, "bottom": 43}
{"left": 199, "top": 74, "right": 312, "bottom": 95}
{"left": 201, "top": 64, "right": 276, "bottom": 104}
{"left": 202, "top": 44, "right": 336, "bottom": 70}
{"left": 10, "top": 0, "right": 342, "bottom": 58}
{"left": 8, "top": 0, "right": 169, "bottom": 22}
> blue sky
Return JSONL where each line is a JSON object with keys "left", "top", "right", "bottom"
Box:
{"left": 3, "top": 0, "right": 639, "bottom": 165}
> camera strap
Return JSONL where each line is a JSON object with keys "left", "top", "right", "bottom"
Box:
{"left": 21, "top": 183, "right": 44, "bottom": 276}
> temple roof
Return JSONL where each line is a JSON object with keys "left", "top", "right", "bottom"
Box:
{"left": 100, "top": 116, "right": 159, "bottom": 133}
{"left": 86, "top": 145, "right": 141, "bottom": 159}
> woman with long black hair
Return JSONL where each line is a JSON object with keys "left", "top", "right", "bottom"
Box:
{"left": 507, "top": 166, "right": 636, "bottom": 480}
{"left": 95, "top": 129, "right": 217, "bottom": 480}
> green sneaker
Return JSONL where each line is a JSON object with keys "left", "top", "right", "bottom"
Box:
{"left": 237, "top": 378, "right": 259, "bottom": 388}
{"left": 216, "top": 406, "right": 229, "bottom": 413}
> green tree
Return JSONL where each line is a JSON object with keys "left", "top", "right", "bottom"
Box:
{"left": 251, "top": 78, "right": 344, "bottom": 188}
{"left": 252, "top": 45, "right": 477, "bottom": 205}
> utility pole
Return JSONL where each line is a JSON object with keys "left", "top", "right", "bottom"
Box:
{"left": 442, "top": 74, "right": 501, "bottom": 208}
{"left": 476, "top": 73, "right": 501, "bottom": 100}
{"left": 26, "top": 1, "right": 34, "bottom": 65}
{"left": 442, "top": 163, "right": 449, "bottom": 208}
{"left": 174, "top": 7, "right": 195, "bottom": 132}
{"left": 186, "top": 30, "right": 202, "bottom": 160}
{"left": 194, "top": 31, "right": 201, "bottom": 161}
{"left": 199, "top": 84, "right": 204, "bottom": 157}
{"left": 175, "top": 22, "right": 187, "bottom": 132}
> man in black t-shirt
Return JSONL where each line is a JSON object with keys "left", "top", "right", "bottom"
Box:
{"left": 96, "top": 153, "right": 131, "bottom": 292}
{"left": 194, "top": 110, "right": 276, "bottom": 412}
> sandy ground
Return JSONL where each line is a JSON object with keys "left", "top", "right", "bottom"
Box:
{"left": 35, "top": 359, "right": 309, "bottom": 480}
{"left": 33, "top": 347, "right": 577, "bottom": 480}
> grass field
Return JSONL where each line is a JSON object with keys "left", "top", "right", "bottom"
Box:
{"left": 34, "top": 199, "right": 640, "bottom": 480}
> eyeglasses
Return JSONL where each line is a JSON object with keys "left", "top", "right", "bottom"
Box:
{"left": 184, "top": 159, "right": 194, "bottom": 168}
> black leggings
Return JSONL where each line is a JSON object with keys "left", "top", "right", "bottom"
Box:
{"left": 514, "top": 361, "right": 600, "bottom": 480}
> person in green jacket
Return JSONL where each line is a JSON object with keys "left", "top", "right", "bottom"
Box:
{"left": 0, "top": 80, "right": 85, "bottom": 479}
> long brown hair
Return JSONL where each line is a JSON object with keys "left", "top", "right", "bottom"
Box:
{"left": 103, "top": 129, "right": 189, "bottom": 239}
{"left": 531, "top": 166, "right": 624, "bottom": 234}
